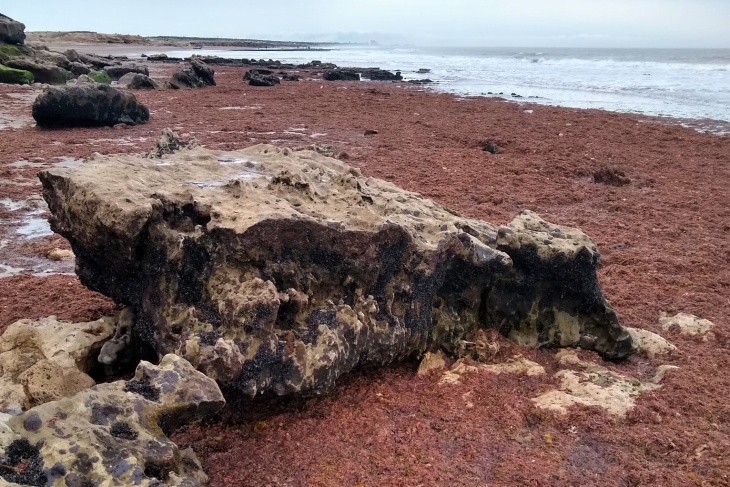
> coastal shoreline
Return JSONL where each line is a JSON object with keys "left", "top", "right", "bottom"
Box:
{"left": 1, "top": 63, "right": 729, "bottom": 486}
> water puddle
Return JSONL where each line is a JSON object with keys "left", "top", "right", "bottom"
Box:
{"left": 0, "top": 199, "right": 25, "bottom": 211}
{"left": 219, "top": 106, "right": 263, "bottom": 111}
{"left": 8, "top": 160, "right": 45, "bottom": 168}
{"left": 16, "top": 217, "right": 53, "bottom": 239}
{"left": 55, "top": 156, "right": 84, "bottom": 168}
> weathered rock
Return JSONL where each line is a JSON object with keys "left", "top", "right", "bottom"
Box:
{"left": 0, "top": 354, "right": 224, "bottom": 486}
{"left": 660, "top": 312, "right": 715, "bottom": 338}
{"left": 146, "top": 129, "right": 199, "bottom": 158}
{"left": 147, "top": 53, "right": 169, "bottom": 61}
{"left": 244, "top": 68, "right": 280, "bottom": 86}
{"left": 282, "top": 73, "right": 300, "bottom": 81}
{"left": 532, "top": 350, "right": 678, "bottom": 417}
{"left": 0, "top": 64, "right": 33, "bottom": 85}
{"left": 170, "top": 59, "right": 215, "bottom": 89}
{"left": 119, "top": 72, "right": 159, "bottom": 89}
{"left": 32, "top": 49, "right": 70, "bottom": 70}
{"left": 104, "top": 62, "right": 149, "bottom": 80}
{"left": 626, "top": 327, "right": 676, "bottom": 358}
{"left": 0, "top": 316, "right": 115, "bottom": 411}
{"left": 68, "top": 50, "right": 117, "bottom": 69}
{"left": 323, "top": 69, "right": 360, "bottom": 81}
{"left": 88, "top": 69, "right": 111, "bottom": 84}
{"left": 593, "top": 167, "right": 631, "bottom": 186}
{"left": 362, "top": 69, "right": 402, "bottom": 81}
{"left": 67, "top": 61, "right": 91, "bottom": 76}
{"left": 3, "top": 58, "right": 73, "bottom": 84}
{"left": 32, "top": 84, "right": 150, "bottom": 127}
{"left": 39, "top": 143, "right": 634, "bottom": 399}
{"left": 417, "top": 68, "right": 431, "bottom": 74}
{"left": 0, "top": 14, "right": 25, "bottom": 45}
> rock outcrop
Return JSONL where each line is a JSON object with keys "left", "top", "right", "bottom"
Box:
{"left": 0, "top": 13, "right": 25, "bottom": 45}
{"left": 3, "top": 58, "right": 73, "bottom": 84}
{"left": 244, "top": 69, "right": 280, "bottom": 86}
{"left": 39, "top": 142, "right": 634, "bottom": 400}
{"left": 362, "top": 69, "right": 403, "bottom": 81}
{"left": 169, "top": 59, "right": 215, "bottom": 89}
{"left": 0, "top": 316, "right": 115, "bottom": 411}
{"left": 119, "top": 72, "right": 159, "bottom": 89}
{"left": 323, "top": 69, "right": 360, "bottom": 81}
{"left": 0, "top": 354, "right": 224, "bottom": 486}
{"left": 0, "top": 64, "right": 33, "bottom": 85}
{"left": 32, "top": 84, "right": 150, "bottom": 127}
{"left": 104, "top": 62, "right": 149, "bottom": 80}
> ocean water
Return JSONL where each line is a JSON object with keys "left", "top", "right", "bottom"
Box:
{"left": 158, "top": 45, "right": 730, "bottom": 134}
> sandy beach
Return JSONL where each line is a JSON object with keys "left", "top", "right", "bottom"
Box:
{"left": 1, "top": 63, "right": 729, "bottom": 486}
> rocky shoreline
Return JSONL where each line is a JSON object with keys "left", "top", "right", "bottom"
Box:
{"left": 1, "top": 12, "right": 730, "bottom": 487}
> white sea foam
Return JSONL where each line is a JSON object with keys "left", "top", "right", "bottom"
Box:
{"left": 141, "top": 46, "right": 730, "bottom": 133}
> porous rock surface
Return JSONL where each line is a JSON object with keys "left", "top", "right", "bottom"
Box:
{"left": 0, "top": 354, "right": 224, "bottom": 486}
{"left": 0, "top": 316, "right": 115, "bottom": 411}
{"left": 32, "top": 84, "right": 150, "bottom": 127}
{"left": 0, "top": 13, "right": 26, "bottom": 45}
{"left": 169, "top": 59, "right": 215, "bottom": 89}
{"left": 39, "top": 141, "right": 634, "bottom": 398}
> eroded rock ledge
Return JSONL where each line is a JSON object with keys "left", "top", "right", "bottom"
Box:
{"left": 39, "top": 142, "right": 634, "bottom": 398}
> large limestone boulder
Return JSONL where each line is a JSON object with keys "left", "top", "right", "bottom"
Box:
{"left": 0, "top": 13, "right": 25, "bottom": 45}
{"left": 32, "top": 84, "right": 150, "bottom": 127}
{"left": 38, "top": 140, "right": 634, "bottom": 399}
{"left": 0, "top": 316, "right": 116, "bottom": 411}
{"left": 3, "top": 57, "right": 73, "bottom": 84}
{"left": 169, "top": 59, "right": 215, "bottom": 89}
{"left": 0, "top": 354, "right": 224, "bottom": 486}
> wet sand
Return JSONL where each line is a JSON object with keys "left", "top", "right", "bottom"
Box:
{"left": 1, "top": 65, "right": 729, "bottom": 486}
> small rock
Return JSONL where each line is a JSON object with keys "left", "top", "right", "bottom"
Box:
{"left": 417, "top": 351, "right": 447, "bottom": 375}
{"left": 660, "top": 312, "right": 715, "bottom": 338}
{"left": 482, "top": 142, "right": 502, "bottom": 154}
{"left": 626, "top": 327, "right": 676, "bottom": 358}
{"left": 593, "top": 167, "right": 631, "bottom": 186}
{"left": 364, "top": 129, "right": 378, "bottom": 136}
{"left": 47, "top": 248, "right": 74, "bottom": 261}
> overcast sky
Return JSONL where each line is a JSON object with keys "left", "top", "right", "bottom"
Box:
{"left": 5, "top": 0, "right": 730, "bottom": 48}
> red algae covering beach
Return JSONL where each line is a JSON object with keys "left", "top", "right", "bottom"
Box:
{"left": 1, "top": 65, "right": 729, "bottom": 486}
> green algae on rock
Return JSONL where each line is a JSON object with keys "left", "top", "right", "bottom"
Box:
{"left": 0, "top": 64, "right": 33, "bottom": 85}
{"left": 38, "top": 136, "right": 635, "bottom": 399}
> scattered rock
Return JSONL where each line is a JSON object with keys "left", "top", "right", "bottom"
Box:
{"left": 47, "top": 248, "right": 74, "bottom": 261}
{"left": 407, "top": 79, "right": 434, "bottom": 85}
{"left": 362, "top": 69, "right": 402, "bottom": 81}
{"left": 417, "top": 351, "right": 447, "bottom": 376}
{"left": 146, "top": 128, "right": 199, "bottom": 158}
{"left": 87, "top": 70, "right": 111, "bottom": 84}
{"left": 593, "top": 167, "right": 631, "bottom": 186}
{"left": 323, "top": 70, "right": 360, "bottom": 81}
{"left": 532, "top": 350, "right": 677, "bottom": 417}
{"left": 0, "top": 354, "right": 224, "bottom": 486}
{"left": 282, "top": 73, "right": 300, "bottom": 81}
{"left": 417, "top": 68, "right": 431, "bottom": 74}
{"left": 0, "top": 315, "right": 115, "bottom": 410}
{"left": 364, "top": 129, "right": 378, "bottom": 136}
{"left": 32, "top": 84, "right": 150, "bottom": 127}
{"left": 104, "top": 62, "right": 149, "bottom": 80}
{"left": 482, "top": 142, "right": 502, "bottom": 154}
{"left": 439, "top": 355, "right": 545, "bottom": 385}
{"left": 0, "top": 64, "right": 33, "bottom": 85}
{"left": 626, "top": 327, "right": 676, "bottom": 358}
{"left": 67, "top": 61, "right": 91, "bottom": 76}
{"left": 660, "top": 312, "right": 715, "bottom": 338}
{"left": 147, "top": 53, "right": 168, "bottom": 61}
{"left": 169, "top": 59, "right": 215, "bottom": 88}
{"left": 39, "top": 143, "right": 634, "bottom": 400}
{"left": 3, "top": 58, "right": 73, "bottom": 84}
{"left": 118, "top": 72, "right": 159, "bottom": 89}
{"left": 0, "top": 13, "right": 26, "bottom": 45}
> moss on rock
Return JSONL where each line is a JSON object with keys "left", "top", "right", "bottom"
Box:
{"left": 88, "top": 70, "right": 111, "bottom": 84}
{"left": 0, "top": 64, "right": 33, "bottom": 84}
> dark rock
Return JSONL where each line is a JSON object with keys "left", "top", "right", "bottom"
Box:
{"left": 593, "top": 168, "right": 631, "bottom": 186}
{"left": 118, "top": 72, "right": 159, "bottom": 89}
{"left": 146, "top": 53, "right": 168, "bottom": 61}
{"left": 408, "top": 79, "right": 433, "bottom": 84}
{"left": 103, "top": 63, "right": 149, "bottom": 80}
{"left": 243, "top": 68, "right": 273, "bottom": 79}
{"left": 323, "top": 70, "right": 360, "bottom": 81}
{"left": 87, "top": 70, "right": 111, "bottom": 84}
{"left": 4, "top": 58, "right": 73, "bottom": 84}
{"left": 248, "top": 75, "right": 280, "bottom": 87}
{"left": 39, "top": 143, "right": 636, "bottom": 401}
{"left": 282, "top": 73, "right": 300, "bottom": 81}
{"left": 364, "top": 129, "right": 378, "bottom": 136}
{"left": 32, "top": 84, "right": 150, "bottom": 127}
{"left": 169, "top": 59, "right": 215, "bottom": 89}
{"left": 362, "top": 69, "right": 403, "bottom": 81}
{"left": 68, "top": 61, "right": 91, "bottom": 76}
{"left": 75, "top": 52, "right": 117, "bottom": 69}
{"left": 417, "top": 68, "right": 431, "bottom": 74}
{"left": 0, "top": 13, "right": 26, "bottom": 45}
{"left": 482, "top": 142, "right": 502, "bottom": 154}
